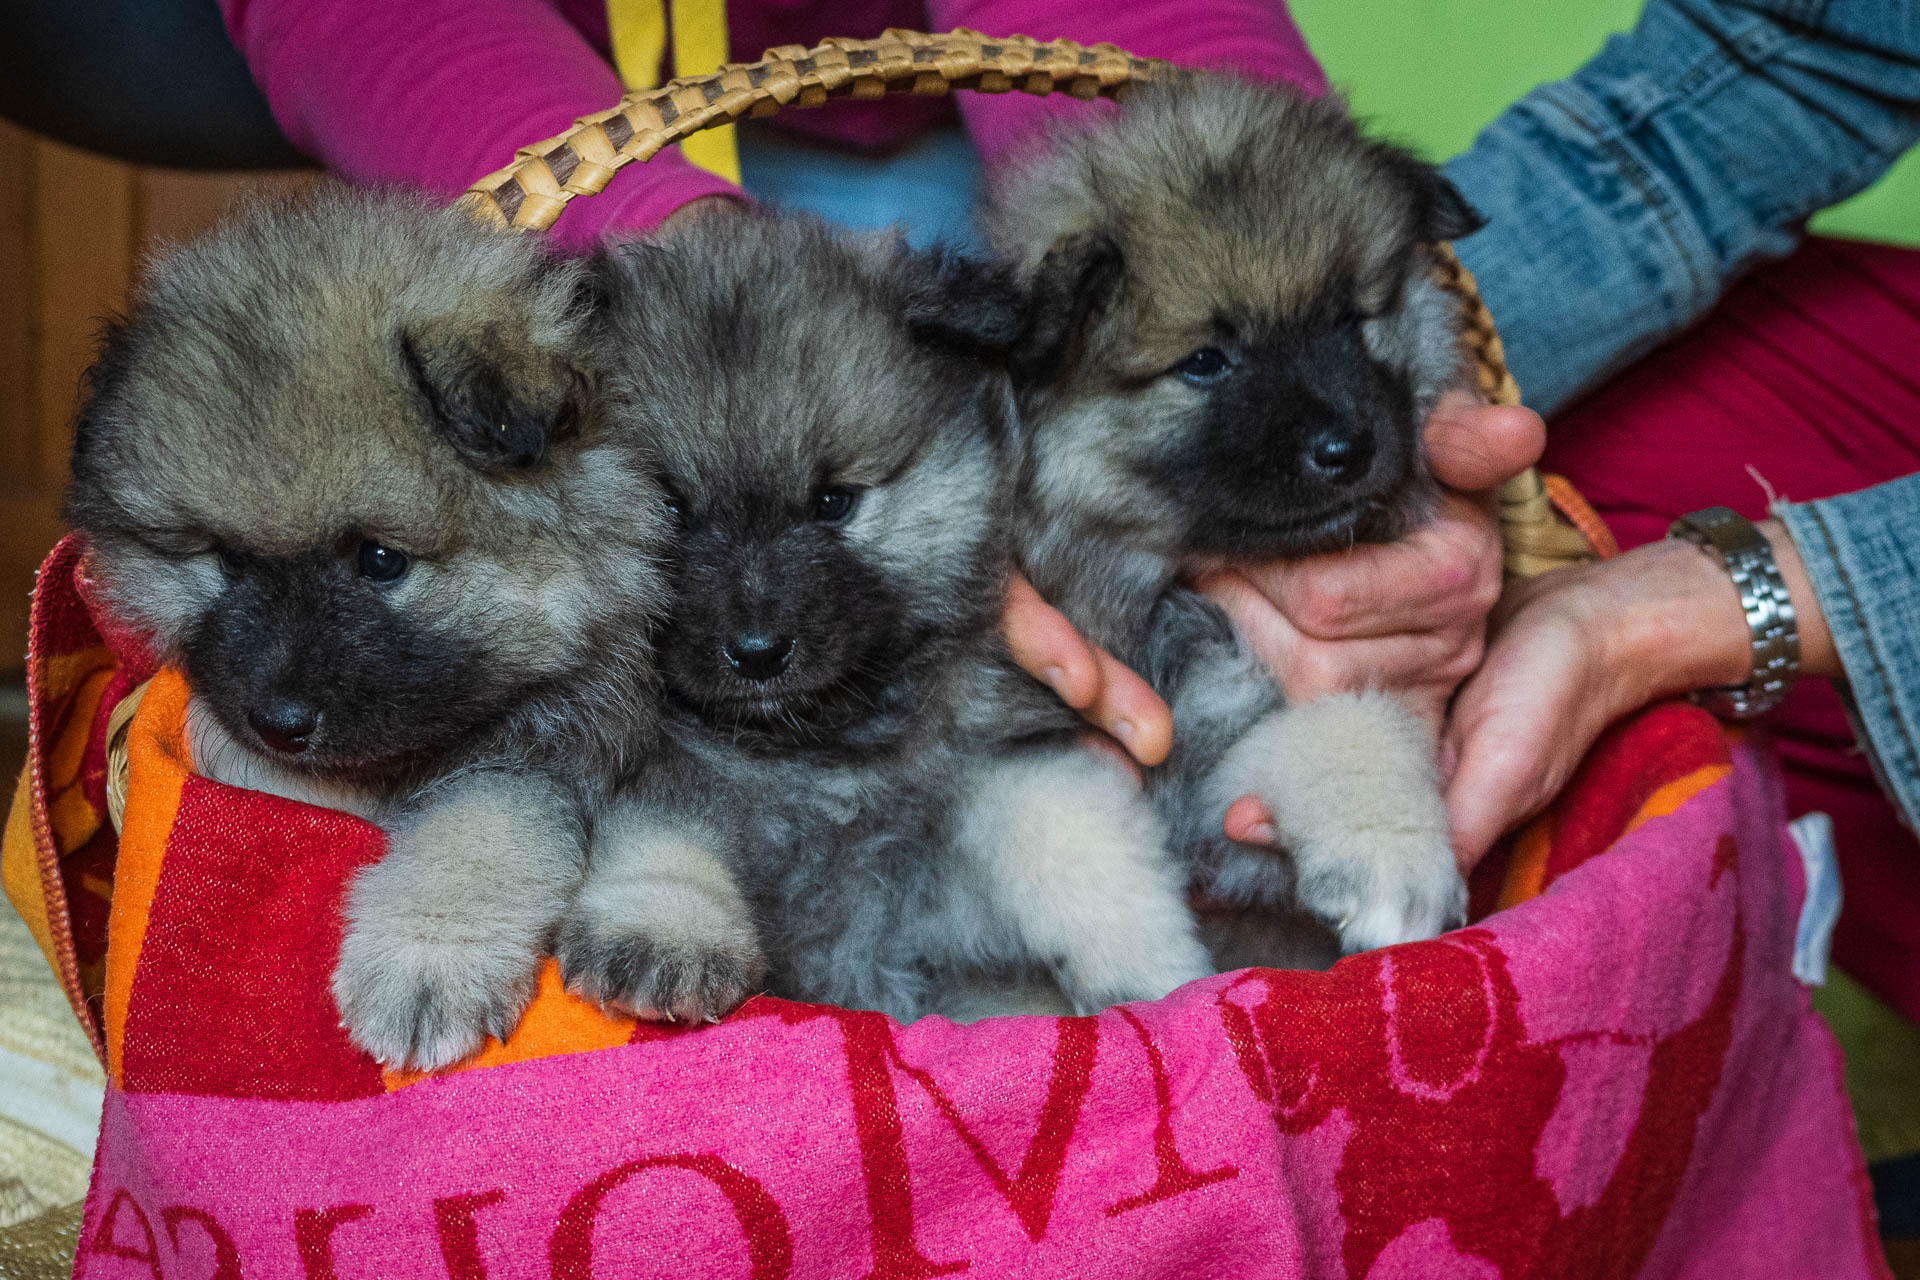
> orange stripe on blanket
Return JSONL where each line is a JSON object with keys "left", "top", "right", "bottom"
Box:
{"left": 2, "top": 765, "right": 60, "bottom": 982}
{"left": 1496, "top": 818, "right": 1553, "bottom": 911}
{"left": 103, "top": 668, "right": 193, "bottom": 1085}
{"left": 383, "top": 958, "right": 637, "bottom": 1091}
{"left": 1623, "top": 763, "right": 1733, "bottom": 839}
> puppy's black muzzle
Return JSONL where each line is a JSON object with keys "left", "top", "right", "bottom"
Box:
{"left": 1173, "top": 321, "right": 1424, "bottom": 557}
{"left": 186, "top": 552, "right": 503, "bottom": 776}
{"left": 663, "top": 524, "right": 908, "bottom": 734}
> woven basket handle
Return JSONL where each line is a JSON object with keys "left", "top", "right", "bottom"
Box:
{"left": 462, "top": 27, "right": 1594, "bottom": 577}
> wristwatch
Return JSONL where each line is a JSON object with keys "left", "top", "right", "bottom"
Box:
{"left": 1667, "top": 507, "right": 1800, "bottom": 719}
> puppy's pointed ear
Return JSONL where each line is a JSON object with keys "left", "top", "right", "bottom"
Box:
{"left": 401, "top": 317, "right": 589, "bottom": 473}
{"left": 1389, "top": 153, "right": 1485, "bottom": 243}
{"left": 900, "top": 249, "right": 1029, "bottom": 359}
{"left": 1015, "top": 232, "right": 1123, "bottom": 384}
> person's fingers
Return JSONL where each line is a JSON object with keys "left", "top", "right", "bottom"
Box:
{"left": 1213, "top": 493, "right": 1503, "bottom": 643}
{"left": 1196, "top": 566, "right": 1304, "bottom": 673}
{"left": 1223, "top": 794, "right": 1278, "bottom": 846}
{"left": 1000, "top": 575, "right": 1173, "bottom": 767}
{"left": 1092, "top": 647, "right": 1173, "bottom": 768}
{"left": 1444, "top": 703, "right": 1551, "bottom": 870}
{"left": 1422, "top": 393, "right": 1545, "bottom": 493}
{"left": 1202, "top": 566, "right": 1480, "bottom": 716}
{"left": 1002, "top": 575, "right": 1101, "bottom": 709}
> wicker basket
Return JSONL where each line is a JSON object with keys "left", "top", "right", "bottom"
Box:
{"left": 460, "top": 27, "right": 1599, "bottom": 578}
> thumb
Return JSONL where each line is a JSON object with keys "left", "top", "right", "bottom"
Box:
{"left": 1195, "top": 568, "right": 1309, "bottom": 692}
{"left": 1423, "top": 394, "right": 1545, "bottom": 493}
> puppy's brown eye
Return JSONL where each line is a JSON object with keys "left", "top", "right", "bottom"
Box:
{"left": 812, "top": 485, "right": 862, "bottom": 525}
{"left": 357, "top": 540, "right": 411, "bottom": 583}
{"left": 215, "top": 546, "right": 244, "bottom": 579}
{"left": 1172, "top": 347, "right": 1232, "bottom": 384}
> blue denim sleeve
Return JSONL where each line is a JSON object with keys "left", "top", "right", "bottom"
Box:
{"left": 1779, "top": 478, "right": 1920, "bottom": 830}
{"left": 1443, "top": 0, "right": 1920, "bottom": 415}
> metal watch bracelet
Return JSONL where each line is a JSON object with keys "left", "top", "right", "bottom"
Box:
{"left": 1666, "top": 506, "right": 1800, "bottom": 719}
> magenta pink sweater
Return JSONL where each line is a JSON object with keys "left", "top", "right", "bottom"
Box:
{"left": 219, "top": 0, "right": 1325, "bottom": 246}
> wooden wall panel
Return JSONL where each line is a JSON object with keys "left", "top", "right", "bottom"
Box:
{"left": 0, "top": 118, "right": 313, "bottom": 673}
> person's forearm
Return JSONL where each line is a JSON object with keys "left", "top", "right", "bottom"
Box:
{"left": 1446, "top": 0, "right": 1920, "bottom": 414}
{"left": 1778, "top": 474, "right": 1920, "bottom": 831}
{"left": 934, "top": 0, "right": 1327, "bottom": 165}
{"left": 219, "top": 0, "right": 740, "bottom": 244}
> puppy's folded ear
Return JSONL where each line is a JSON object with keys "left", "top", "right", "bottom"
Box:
{"left": 1014, "top": 232, "right": 1123, "bottom": 385}
{"left": 401, "top": 323, "right": 588, "bottom": 473}
{"left": 900, "top": 249, "right": 1029, "bottom": 358}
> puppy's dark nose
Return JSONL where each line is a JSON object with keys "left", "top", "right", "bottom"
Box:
{"left": 722, "top": 632, "right": 795, "bottom": 682}
{"left": 1305, "top": 426, "right": 1375, "bottom": 484}
{"left": 248, "top": 699, "right": 319, "bottom": 753}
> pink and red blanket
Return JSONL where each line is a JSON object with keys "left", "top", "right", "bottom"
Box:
{"left": 3, "top": 535, "right": 1890, "bottom": 1277}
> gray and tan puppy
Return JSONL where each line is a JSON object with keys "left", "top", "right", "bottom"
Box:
{"left": 560, "top": 210, "right": 1210, "bottom": 1023}
{"left": 66, "top": 188, "right": 673, "bottom": 1068}
{"left": 986, "top": 72, "right": 1479, "bottom": 954}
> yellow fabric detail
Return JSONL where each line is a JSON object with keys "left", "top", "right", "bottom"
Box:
{"left": 606, "top": 0, "right": 741, "bottom": 186}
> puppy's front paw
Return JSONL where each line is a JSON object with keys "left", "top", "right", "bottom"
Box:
{"left": 1294, "top": 832, "right": 1466, "bottom": 954}
{"left": 332, "top": 920, "right": 541, "bottom": 1071}
{"left": 556, "top": 877, "right": 764, "bottom": 1022}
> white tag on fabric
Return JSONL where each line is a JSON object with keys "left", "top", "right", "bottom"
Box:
{"left": 1787, "top": 811, "right": 1842, "bottom": 987}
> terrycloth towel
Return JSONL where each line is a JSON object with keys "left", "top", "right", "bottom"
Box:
{"left": 1, "top": 535, "right": 1891, "bottom": 1278}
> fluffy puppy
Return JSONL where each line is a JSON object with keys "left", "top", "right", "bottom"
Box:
{"left": 985, "top": 72, "right": 1480, "bottom": 953}
{"left": 66, "top": 188, "right": 672, "bottom": 1067}
{"left": 560, "top": 210, "right": 1211, "bottom": 1023}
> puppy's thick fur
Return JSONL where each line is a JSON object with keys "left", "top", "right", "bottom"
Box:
{"left": 987, "top": 73, "right": 1478, "bottom": 953}
{"left": 67, "top": 188, "right": 673, "bottom": 1067}
{"left": 564, "top": 211, "right": 1210, "bottom": 1022}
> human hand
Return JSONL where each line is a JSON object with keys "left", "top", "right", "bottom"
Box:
{"left": 1196, "top": 391, "right": 1544, "bottom": 732}
{"left": 1442, "top": 519, "right": 1835, "bottom": 869}
{"left": 1002, "top": 391, "right": 1543, "bottom": 786}
{"left": 1001, "top": 574, "right": 1173, "bottom": 768}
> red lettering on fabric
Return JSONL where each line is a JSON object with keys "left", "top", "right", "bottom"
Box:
{"left": 1536, "top": 879, "right": 1748, "bottom": 1277}
{"left": 161, "top": 1207, "right": 242, "bottom": 1280}
{"left": 825, "top": 1007, "right": 970, "bottom": 1280}
{"left": 295, "top": 1204, "right": 374, "bottom": 1280}
{"left": 881, "top": 1016, "right": 1099, "bottom": 1242}
{"left": 1218, "top": 862, "right": 1748, "bottom": 1280}
{"left": 1105, "top": 1006, "right": 1237, "bottom": 1217}
{"left": 76, "top": 1189, "right": 164, "bottom": 1280}
{"left": 548, "top": 1153, "right": 793, "bottom": 1280}
{"left": 434, "top": 1190, "right": 506, "bottom": 1280}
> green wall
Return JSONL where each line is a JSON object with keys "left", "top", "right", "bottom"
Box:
{"left": 1289, "top": 0, "right": 1919, "bottom": 246}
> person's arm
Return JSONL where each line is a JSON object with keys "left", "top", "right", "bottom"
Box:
{"left": 1443, "top": 498, "right": 1860, "bottom": 865}
{"left": 218, "top": 0, "right": 741, "bottom": 246}
{"left": 1779, "top": 477, "right": 1920, "bottom": 834}
{"left": 1447, "top": 0, "right": 1920, "bottom": 415}
{"left": 931, "top": 0, "right": 1327, "bottom": 164}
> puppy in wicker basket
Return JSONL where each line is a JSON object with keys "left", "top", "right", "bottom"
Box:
{"left": 562, "top": 209, "right": 1211, "bottom": 1023}
{"left": 984, "top": 72, "right": 1481, "bottom": 955}
{"left": 66, "top": 188, "right": 675, "bottom": 1069}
